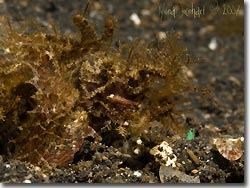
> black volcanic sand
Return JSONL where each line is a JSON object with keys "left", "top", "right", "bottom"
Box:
{"left": 0, "top": 0, "right": 244, "bottom": 183}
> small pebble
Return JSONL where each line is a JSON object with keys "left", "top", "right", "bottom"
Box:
{"left": 133, "top": 171, "right": 142, "bottom": 178}
{"left": 191, "top": 169, "right": 199, "bottom": 174}
{"left": 199, "top": 25, "right": 214, "bottom": 36}
{"left": 141, "top": 9, "right": 150, "bottom": 16}
{"left": 123, "top": 121, "right": 129, "bottom": 126}
{"left": 102, "top": 155, "right": 108, "bottom": 161}
{"left": 133, "top": 148, "right": 140, "bottom": 155}
{"left": 93, "top": 2, "right": 101, "bottom": 10}
{"left": 157, "top": 31, "right": 166, "bottom": 40}
{"left": 187, "top": 150, "right": 200, "bottom": 165}
{"left": 204, "top": 114, "right": 211, "bottom": 119}
{"left": 23, "top": 179, "right": 32, "bottom": 183}
{"left": 228, "top": 76, "right": 241, "bottom": 86}
{"left": 136, "top": 138, "right": 142, "bottom": 145}
{"left": 130, "top": 13, "right": 141, "bottom": 26}
{"left": 208, "top": 38, "right": 218, "bottom": 51}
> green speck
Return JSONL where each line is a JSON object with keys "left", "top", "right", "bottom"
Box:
{"left": 186, "top": 129, "right": 195, "bottom": 141}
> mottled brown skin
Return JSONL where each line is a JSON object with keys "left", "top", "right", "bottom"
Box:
{"left": 0, "top": 14, "right": 197, "bottom": 167}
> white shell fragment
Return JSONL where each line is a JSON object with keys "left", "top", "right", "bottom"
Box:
{"left": 208, "top": 37, "right": 218, "bottom": 51}
{"left": 159, "top": 165, "right": 200, "bottom": 183}
{"left": 23, "top": 179, "right": 32, "bottom": 183}
{"left": 130, "top": 13, "right": 141, "bottom": 26}
{"left": 133, "top": 171, "right": 142, "bottom": 178}
{"left": 150, "top": 141, "right": 177, "bottom": 168}
{"left": 212, "top": 136, "right": 244, "bottom": 161}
